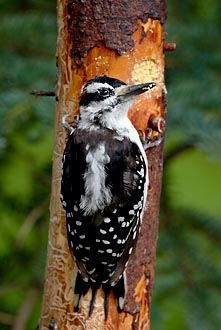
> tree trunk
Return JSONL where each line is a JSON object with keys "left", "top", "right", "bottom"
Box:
{"left": 39, "top": 1, "right": 167, "bottom": 329}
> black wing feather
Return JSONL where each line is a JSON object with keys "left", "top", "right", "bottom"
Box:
{"left": 61, "top": 128, "right": 147, "bottom": 316}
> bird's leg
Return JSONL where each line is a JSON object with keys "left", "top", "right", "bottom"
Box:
{"left": 62, "top": 114, "right": 79, "bottom": 134}
{"left": 143, "top": 133, "right": 164, "bottom": 150}
{"left": 140, "top": 115, "right": 165, "bottom": 150}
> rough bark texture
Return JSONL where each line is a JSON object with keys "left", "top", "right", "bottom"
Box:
{"left": 68, "top": 0, "right": 166, "bottom": 65}
{"left": 39, "top": 1, "right": 166, "bottom": 329}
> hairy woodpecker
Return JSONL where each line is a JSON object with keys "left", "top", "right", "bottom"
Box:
{"left": 61, "top": 75, "right": 156, "bottom": 318}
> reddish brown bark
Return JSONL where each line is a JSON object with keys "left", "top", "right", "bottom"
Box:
{"left": 39, "top": 1, "right": 166, "bottom": 329}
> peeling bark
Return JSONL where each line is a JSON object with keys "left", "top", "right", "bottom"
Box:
{"left": 39, "top": 1, "right": 166, "bottom": 329}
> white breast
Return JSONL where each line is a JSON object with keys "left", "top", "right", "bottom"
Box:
{"left": 80, "top": 143, "right": 112, "bottom": 215}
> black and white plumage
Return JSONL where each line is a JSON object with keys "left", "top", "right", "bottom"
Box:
{"left": 61, "top": 76, "right": 156, "bottom": 317}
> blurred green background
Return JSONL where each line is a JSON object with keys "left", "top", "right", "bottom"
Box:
{"left": 0, "top": 1, "right": 220, "bottom": 329}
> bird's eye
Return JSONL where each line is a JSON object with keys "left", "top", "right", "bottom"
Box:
{"left": 98, "top": 88, "right": 110, "bottom": 97}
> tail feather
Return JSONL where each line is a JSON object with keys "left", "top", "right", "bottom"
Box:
{"left": 111, "top": 273, "right": 126, "bottom": 313}
{"left": 73, "top": 270, "right": 126, "bottom": 317}
{"left": 103, "top": 272, "right": 126, "bottom": 315}
{"left": 89, "top": 286, "right": 97, "bottom": 316}
{"left": 73, "top": 270, "right": 90, "bottom": 312}
{"left": 103, "top": 288, "right": 110, "bottom": 319}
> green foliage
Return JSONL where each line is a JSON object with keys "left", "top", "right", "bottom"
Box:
{"left": 151, "top": 1, "right": 221, "bottom": 329}
{"left": 0, "top": 0, "right": 56, "bottom": 328}
{"left": 0, "top": 0, "right": 220, "bottom": 329}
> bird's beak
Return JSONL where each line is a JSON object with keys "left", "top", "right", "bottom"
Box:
{"left": 116, "top": 82, "right": 156, "bottom": 101}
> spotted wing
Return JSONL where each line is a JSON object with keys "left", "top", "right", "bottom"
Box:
{"left": 103, "top": 136, "right": 148, "bottom": 284}
{"left": 61, "top": 129, "right": 148, "bottom": 314}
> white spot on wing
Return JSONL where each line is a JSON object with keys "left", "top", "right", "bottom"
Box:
{"left": 102, "top": 279, "right": 109, "bottom": 283}
{"left": 88, "top": 268, "right": 96, "bottom": 275}
{"left": 109, "top": 271, "right": 115, "bottom": 277}
{"left": 137, "top": 168, "right": 145, "bottom": 177}
{"left": 102, "top": 240, "right": 110, "bottom": 244}
{"left": 100, "top": 229, "right": 107, "bottom": 234}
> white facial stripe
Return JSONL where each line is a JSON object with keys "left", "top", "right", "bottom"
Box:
{"left": 83, "top": 82, "right": 114, "bottom": 94}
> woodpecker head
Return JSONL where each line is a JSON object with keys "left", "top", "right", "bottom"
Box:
{"left": 78, "top": 75, "right": 156, "bottom": 128}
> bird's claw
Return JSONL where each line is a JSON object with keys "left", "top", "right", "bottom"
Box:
{"left": 140, "top": 115, "right": 165, "bottom": 150}
{"left": 62, "top": 114, "right": 79, "bottom": 135}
